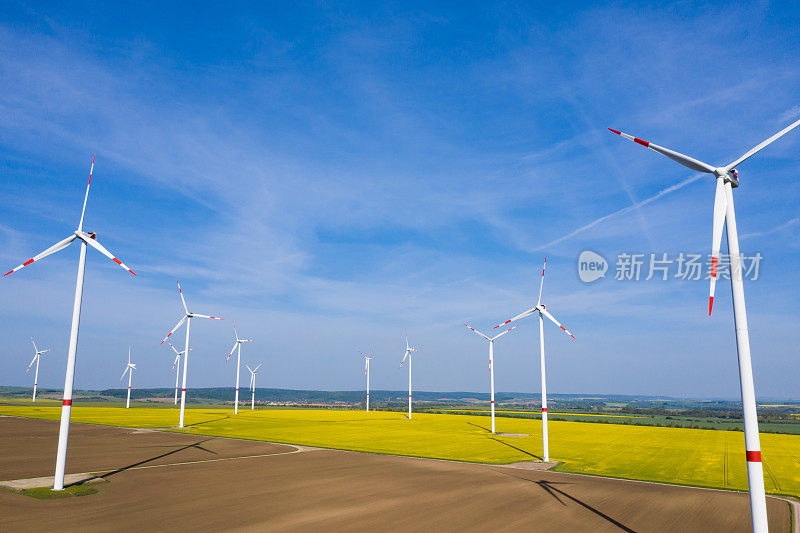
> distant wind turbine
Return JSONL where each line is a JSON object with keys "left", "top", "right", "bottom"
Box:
{"left": 160, "top": 280, "right": 223, "bottom": 428}
{"left": 608, "top": 116, "right": 800, "bottom": 533}
{"left": 246, "top": 363, "right": 262, "bottom": 410}
{"left": 166, "top": 342, "right": 191, "bottom": 404}
{"left": 4, "top": 156, "right": 136, "bottom": 491}
{"left": 120, "top": 347, "right": 136, "bottom": 409}
{"left": 26, "top": 337, "right": 52, "bottom": 402}
{"left": 360, "top": 352, "right": 372, "bottom": 412}
{"left": 495, "top": 257, "right": 574, "bottom": 462}
{"left": 399, "top": 338, "right": 418, "bottom": 419}
{"left": 464, "top": 324, "right": 518, "bottom": 434}
{"left": 226, "top": 325, "right": 254, "bottom": 414}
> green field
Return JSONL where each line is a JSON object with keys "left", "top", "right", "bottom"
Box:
{"left": 2, "top": 402, "right": 799, "bottom": 498}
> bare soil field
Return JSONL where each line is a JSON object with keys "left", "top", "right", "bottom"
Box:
{"left": 0, "top": 417, "right": 791, "bottom": 532}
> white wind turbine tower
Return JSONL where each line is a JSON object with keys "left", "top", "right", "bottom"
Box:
{"left": 160, "top": 280, "right": 223, "bottom": 428}
{"left": 26, "top": 337, "right": 52, "bottom": 402}
{"left": 495, "top": 257, "right": 575, "bottom": 462}
{"left": 608, "top": 116, "right": 800, "bottom": 533}
{"left": 4, "top": 156, "right": 136, "bottom": 491}
{"left": 246, "top": 363, "right": 262, "bottom": 410}
{"left": 464, "top": 324, "right": 519, "bottom": 434}
{"left": 120, "top": 347, "right": 136, "bottom": 409}
{"left": 166, "top": 342, "right": 192, "bottom": 404}
{"left": 398, "top": 338, "right": 418, "bottom": 419}
{"left": 226, "top": 325, "right": 254, "bottom": 414}
{"left": 360, "top": 352, "right": 372, "bottom": 412}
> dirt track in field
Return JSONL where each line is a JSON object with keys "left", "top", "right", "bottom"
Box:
{"left": 0, "top": 417, "right": 791, "bottom": 532}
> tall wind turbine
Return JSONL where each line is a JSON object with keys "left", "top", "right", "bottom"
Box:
{"left": 398, "top": 338, "right": 418, "bottom": 419}
{"left": 166, "top": 342, "right": 191, "bottom": 404}
{"left": 464, "top": 324, "right": 518, "bottom": 434}
{"left": 360, "top": 352, "right": 372, "bottom": 412}
{"left": 246, "top": 363, "right": 262, "bottom": 410}
{"left": 4, "top": 156, "right": 136, "bottom": 491}
{"left": 120, "top": 347, "right": 136, "bottom": 409}
{"left": 495, "top": 257, "right": 575, "bottom": 461}
{"left": 226, "top": 325, "right": 254, "bottom": 414}
{"left": 26, "top": 337, "right": 52, "bottom": 402}
{"left": 608, "top": 116, "right": 800, "bottom": 533}
{"left": 160, "top": 280, "right": 223, "bottom": 428}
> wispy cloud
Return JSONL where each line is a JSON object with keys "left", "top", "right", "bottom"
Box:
{"left": 533, "top": 173, "right": 705, "bottom": 251}
{"left": 740, "top": 217, "right": 800, "bottom": 240}
{"left": 779, "top": 105, "right": 800, "bottom": 123}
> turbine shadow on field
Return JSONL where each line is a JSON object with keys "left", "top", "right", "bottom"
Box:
{"left": 503, "top": 472, "right": 636, "bottom": 532}
{"left": 466, "top": 421, "right": 491, "bottom": 433}
{"left": 490, "top": 438, "right": 542, "bottom": 461}
{"left": 185, "top": 415, "right": 231, "bottom": 427}
{"left": 68, "top": 439, "right": 217, "bottom": 486}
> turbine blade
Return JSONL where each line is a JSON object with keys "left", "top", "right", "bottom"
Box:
{"left": 537, "top": 256, "right": 547, "bottom": 306}
{"left": 176, "top": 280, "right": 189, "bottom": 314}
{"left": 80, "top": 233, "right": 136, "bottom": 275}
{"left": 245, "top": 364, "right": 253, "bottom": 373}
{"left": 225, "top": 341, "right": 238, "bottom": 362}
{"left": 160, "top": 315, "right": 187, "bottom": 345}
{"left": 120, "top": 366, "right": 129, "bottom": 381}
{"left": 172, "top": 353, "right": 180, "bottom": 371}
{"left": 608, "top": 128, "right": 715, "bottom": 173}
{"left": 491, "top": 324, "right": 519, "bottom": 340}
{"left": 464, "top": 324, "right": 490, "bottom": 341}
{"left": 167, "top": 341, "right": 180, "bottom": 355}
{"left": 254, "top": 363, "right": 262, "bottom": 372}
{"left": 40, "top": 349, "right": 52, "bottom": 354}
{"left": 4, "top": 234, "right": 76, "bottom": 277}
{"left": 725, "top": 117, "right": 800, "bottom": 171}
{"left": 540, "top": 307, "right": 575, "bottom": 339}
{"left": 494, "top": 307, "right": 536, "bottom": 328}
{"left": 191, "top": 313, "right": 223, "bottom": 320}
{"left": 399, "top": 350, "right": 409, "bottom": 368}
{"left": 233, "top": 323, "right": 239, "bottom": 342}
{"left": 709, "top": 177, "right": 728, "bottom": 316}
{"left": 26, "top": 354, "right": 37, "bottom": 373}
{"left": 30, "top": 337, "right": 38, "bottom": 352}
{"left": 78, "top": 155, "right": 94, "bottom": 232}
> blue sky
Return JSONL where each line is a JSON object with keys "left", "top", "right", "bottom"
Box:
{"left": 1, "top": 2, "right": 798, "bottom": 398}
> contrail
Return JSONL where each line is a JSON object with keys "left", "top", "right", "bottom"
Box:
{"left": 740, "top": 217, "right": 799, "bottom": 239}
{"left": 534, "top": 173, "right": 705, "bottom": 250}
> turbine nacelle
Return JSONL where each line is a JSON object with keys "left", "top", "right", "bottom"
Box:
{"left": 715, "top": 167, "right": 739, "bottom": 187}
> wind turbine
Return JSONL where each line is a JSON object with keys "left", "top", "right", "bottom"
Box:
{"left": 26, "top": 337, "right": 52, "bottom": 402}
{"left": 166, "top": 342, "right": 192, "bottom": 404}
{"left": 246, "top": 363, "right": 262, "bottom": 410}
{"left": 495, "top": 257, "right": 574, "bottom": 461}
{"left": 360, "top": 352, "right": 372, "bottom": 412}
{"left": 608, "top": 116, "right": 800, "bottom": 533}
{"left": 226, "top": 325, "right": 254, "bottom": 414}
{"left": 464, "top": 324, "right": 518, "bottom": 434}
{"left": 160, "top": 280, "right": 223, "bottom": 428}
{"left": 398, "top": 338, "right": 418, "bottom": 419}
{"left": 4, "top": 156, "right": 136, "bottom": 491}
{"left": 120, "top": 347, "right": 136, "bottom": 409}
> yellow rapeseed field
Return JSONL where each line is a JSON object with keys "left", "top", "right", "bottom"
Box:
{"left": 2, "top": 403, "right": 798, "bottom": 498}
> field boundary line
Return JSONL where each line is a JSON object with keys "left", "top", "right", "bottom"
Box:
{"left": 92, "top": 447, "right": 318, "bottom": 474}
